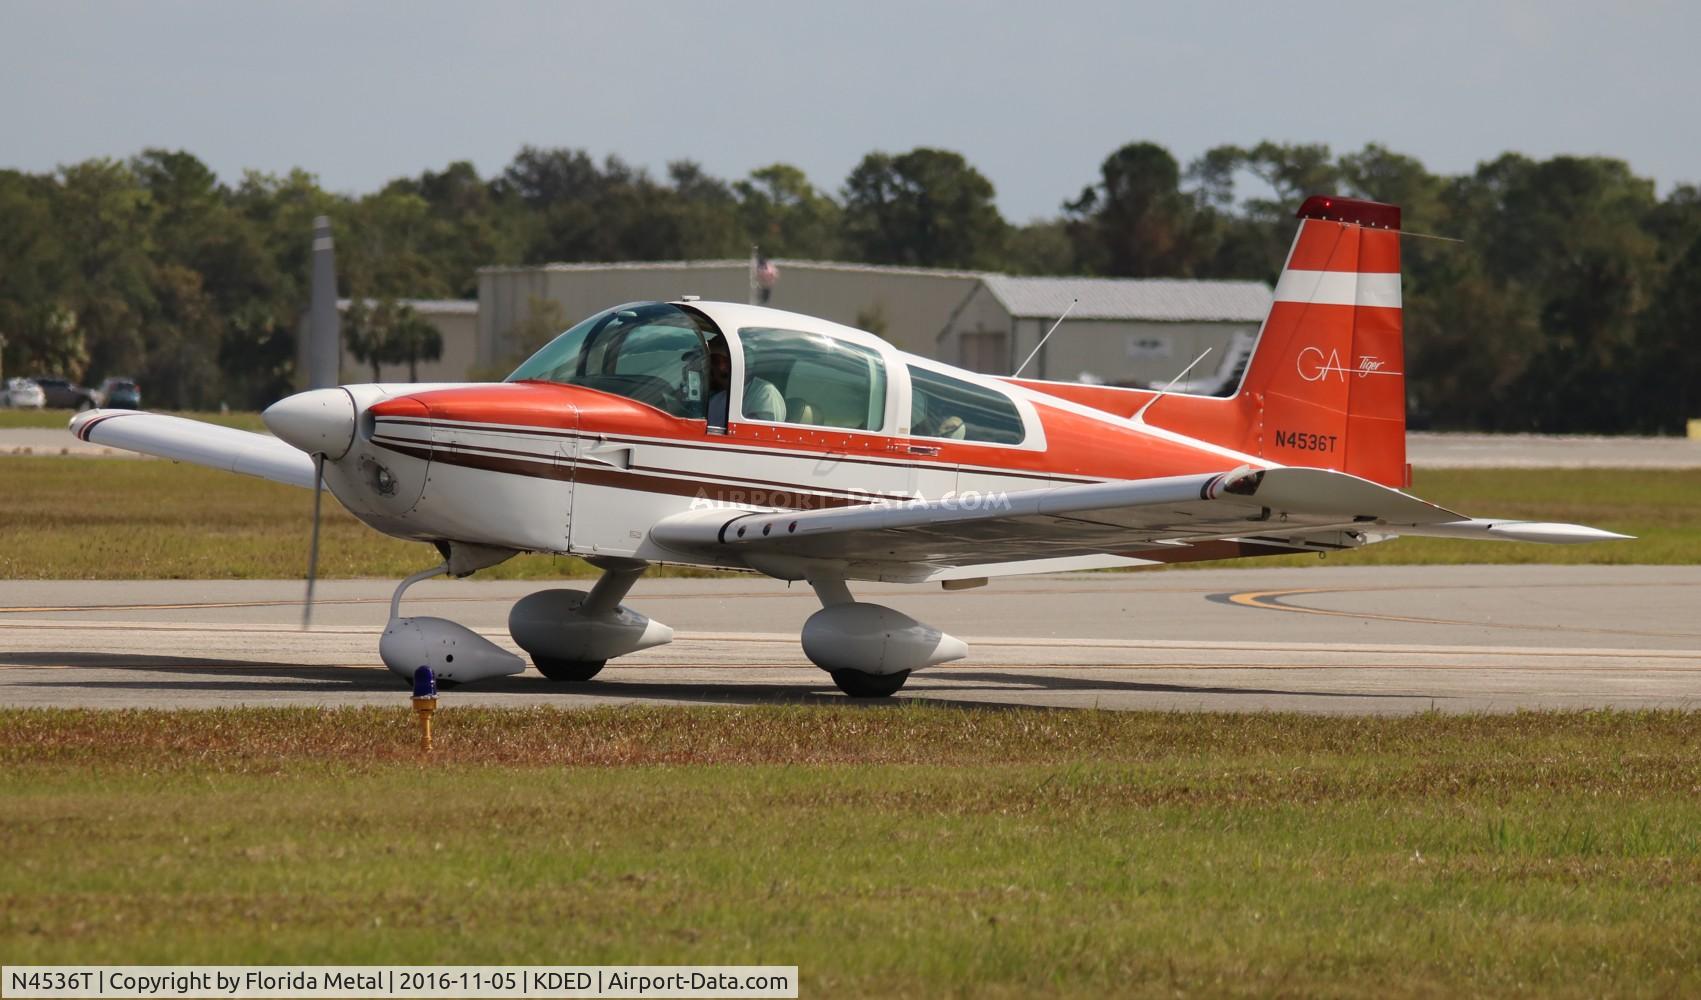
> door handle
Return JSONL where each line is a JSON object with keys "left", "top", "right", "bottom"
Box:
{"left": 585, "top": 442, "right": 634, "bottom": 469}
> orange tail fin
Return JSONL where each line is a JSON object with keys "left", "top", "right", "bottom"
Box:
{"left": 1004, "top": 196, "right": 1408, "bottom": 487}
{"left": 1234, "top": 196, "right": 1407, "bottom": 487}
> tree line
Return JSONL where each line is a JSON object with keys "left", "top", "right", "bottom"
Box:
{"left": 0, "top": 142, "right": 1696, "bottom": 431}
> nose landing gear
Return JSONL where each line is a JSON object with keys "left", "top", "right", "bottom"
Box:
{"left": 378, "top": 562, "right": 527, "bottom": 685}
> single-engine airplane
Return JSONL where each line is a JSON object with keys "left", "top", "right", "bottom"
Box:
{"left": 71, "top": 196, "right": 1628, "bottom": 697}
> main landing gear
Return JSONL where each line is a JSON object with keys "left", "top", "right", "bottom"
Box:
{"left": 507, "top": 558, "right": 673, "bottom": 682}
{"left": 800, "top": 578, "right": 968, "bottom": 698}
{"left": 374, "top": 556, "right": 964, "bottom": 698}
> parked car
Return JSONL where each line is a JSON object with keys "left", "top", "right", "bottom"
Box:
{"left": 5, "top": 377, "right": 45, "bottom": 408}
{"left": 31, "top": 376, "right": 98, "bottom": 410}
{"left": 97, "top": 377, "right": 142, "bottom": 409}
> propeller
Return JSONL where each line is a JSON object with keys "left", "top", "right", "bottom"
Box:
{"left": 303, "top": 452, "right": 325, "bottom": 629}
{"left": 263, "top": 387, "right": 356, "bottom": 630}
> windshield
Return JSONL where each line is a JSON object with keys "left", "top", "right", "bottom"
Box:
{"left": 506, "top": 302, "right": 717, "bottom": 418}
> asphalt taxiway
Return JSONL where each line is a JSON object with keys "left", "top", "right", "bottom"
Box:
{"left": 1, "top": 566, "right": 1696, "bottom": 714}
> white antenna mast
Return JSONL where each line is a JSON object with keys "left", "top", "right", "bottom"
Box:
{"left": 1011, "top": 298, "right": 1077, "bottom": 378}
{"left": 1132, "top": 348, "right": 1212, "bottom": 423}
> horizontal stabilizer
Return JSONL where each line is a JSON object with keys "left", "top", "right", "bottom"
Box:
{"left": 69, "top": 410, "right": 318, "bottom": 489}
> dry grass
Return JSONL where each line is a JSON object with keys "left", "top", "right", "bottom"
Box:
{"left": 4, "top": 704, "right": 1699, "bottom": 775}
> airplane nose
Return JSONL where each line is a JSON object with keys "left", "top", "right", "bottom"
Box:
{"left": 263, "top": 388, "right": 357, "bottom": 458}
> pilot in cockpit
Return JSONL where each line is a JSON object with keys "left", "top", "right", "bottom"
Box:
{"left": 705, "top": 336, "right": 786, "bottom": 428}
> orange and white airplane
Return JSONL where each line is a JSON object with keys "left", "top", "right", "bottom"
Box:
{"left": 71, "top": 196, "right": 1627, "bottom": 696}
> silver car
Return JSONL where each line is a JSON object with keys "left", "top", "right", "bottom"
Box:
{"left": 5, "top": 377, "right": 45, "bottom": 408}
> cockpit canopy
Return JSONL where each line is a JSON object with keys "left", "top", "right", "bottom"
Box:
{"left": 507, "top": 300, "right": 1026, "bottom": 445}
{"left": 506, "top": 302, "right": 713, "bottom": 418}
{"left": 506, "top": 301, "right": 888, "bottom": 431}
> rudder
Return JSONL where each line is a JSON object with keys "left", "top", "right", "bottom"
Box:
{"left": 1236, "top": 196, "right": 1407, "bottom": 487}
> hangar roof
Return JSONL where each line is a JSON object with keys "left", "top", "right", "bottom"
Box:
{"left": 981, "top": 275, "right": 1271, "bottom": 322}
{"left": 337, "top": 298, "right": 477, "bottom": 316}
{"left": 479, "top": 258, "right": 986, "bottom": 280}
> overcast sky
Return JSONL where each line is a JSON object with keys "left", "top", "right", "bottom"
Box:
{"left": 2, "top": 1, "right": 1695, "bottom": 222}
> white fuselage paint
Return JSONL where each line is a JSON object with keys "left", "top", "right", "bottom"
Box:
{"left": 321, "top": 322, "right": 1277, "bottom": 583}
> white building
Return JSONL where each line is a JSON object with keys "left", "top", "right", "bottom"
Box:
{"left": 297, "top": 299, "right": 479, "bottom": 386}
{"left": 943, "top": 274, "right": 1272, "bottom": 387}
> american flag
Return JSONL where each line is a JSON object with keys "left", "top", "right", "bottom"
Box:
{"left": 755, "top": 256, "right": 779, "bottom": 303}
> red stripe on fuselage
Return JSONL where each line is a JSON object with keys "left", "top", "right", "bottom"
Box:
{"left": 371, "top": 380, "right": 1244, "bottom": 491}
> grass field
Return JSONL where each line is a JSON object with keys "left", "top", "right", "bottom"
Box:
{"left": 0, "top": 456, "right": 1688, "bottom": 579}
{"left": 1, "top": 706, "right": 1697, "bottom": 995}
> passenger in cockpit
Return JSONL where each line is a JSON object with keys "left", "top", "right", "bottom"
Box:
{"left": 912, "top": 392, "right": 967, "bottom": 439}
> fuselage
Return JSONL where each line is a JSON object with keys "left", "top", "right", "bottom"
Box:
{"left": 320, "top": 299, "right": 1269, "bottom": 571}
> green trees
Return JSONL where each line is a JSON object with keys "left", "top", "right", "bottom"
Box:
{"left": 0, "top": 140, "right": 1695, "bottom": 431}
{"left": 0, "top": 170, "right": 78, "bottom": 377}
{"left": 1065, "top": 142, "right": 1204, "bottom": 277}
{"left": 841, "top": 148, "right": 1007, "bottom": 269}
{"left": 736, "top": 164, "right": 841, "bottom": 259}
{"left": 345, "top": 299, "right": 443, "bottom": 383}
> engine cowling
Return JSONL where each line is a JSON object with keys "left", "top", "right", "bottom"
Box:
{"left": 801, "top": 602, "right": 967, "bottom": 676}
{"left": 507, "top": 589, "right": 674, "bottom": 663}
{"left": 379, "top": 616, "right": 526, "bottom": 684}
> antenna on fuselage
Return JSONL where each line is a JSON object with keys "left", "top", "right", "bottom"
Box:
{"left": 1131, "top": 348, "right": 1213, "bottom": 423}
{"left": 1011, "top": 298, "right": 1077, "bottom": 378}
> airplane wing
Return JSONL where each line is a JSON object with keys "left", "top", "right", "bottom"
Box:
{"left": 652, "top": 466, "right": 1629, "bottom": 582}
{"left": 70, "top": 410, "right": 317, "bottom": 489}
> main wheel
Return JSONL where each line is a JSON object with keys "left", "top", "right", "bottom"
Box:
{"left": 830, "top": 669, "right": 910, "bottom": 698}
{"left": 534, "top": 658, "right": 606, "bottom": 682}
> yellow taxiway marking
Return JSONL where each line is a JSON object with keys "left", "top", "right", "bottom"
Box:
{"left": 1225, "top": 586, "right": 1701, "bottom": 640}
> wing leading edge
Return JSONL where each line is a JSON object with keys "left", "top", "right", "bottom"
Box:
{"left": 70, "top": 410, "right": 318, "bottom": 489}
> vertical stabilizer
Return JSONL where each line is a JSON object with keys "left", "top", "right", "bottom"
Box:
{"left": 1235, "top": 196, "right": 1407, "bottom": 487}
